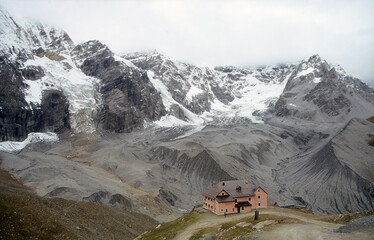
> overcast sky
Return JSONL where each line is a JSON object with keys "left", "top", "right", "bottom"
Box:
{"left": 1, "top": 0, "right": 374, "bottom": 86}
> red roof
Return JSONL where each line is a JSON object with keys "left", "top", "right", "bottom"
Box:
{"left": 203, "top": 180, "right": 262, "bottom": 202}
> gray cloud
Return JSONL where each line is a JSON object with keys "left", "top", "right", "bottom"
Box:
{"left": 1, "top": 0, "right": 374, "bottom": 86}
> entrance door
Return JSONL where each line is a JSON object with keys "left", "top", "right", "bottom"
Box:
{"left": 237, "top": 206, "right": 240, "bottom": 213}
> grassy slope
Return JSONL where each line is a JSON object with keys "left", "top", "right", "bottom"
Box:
{"left": 137, "top": 211, "right": 200, "bottom": 240}
{"left": 139, "top": 206, "right": 374, "bottom": 240}
{"left": 0, "top": 165, "right": 158, "bottom": 240}
{"left": 190, "top": 214, "right": 300, "bottom": 240}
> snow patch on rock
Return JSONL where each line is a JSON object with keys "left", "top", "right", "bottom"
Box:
{"left": 23, "top": 56, "right": 102, "bottom": 133}
{"left": 0, "top": 132, "right": 58, "bottom": 152}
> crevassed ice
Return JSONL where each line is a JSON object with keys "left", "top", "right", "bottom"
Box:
{"left": 23, "top": 56, "right": 102, "bottom": 133}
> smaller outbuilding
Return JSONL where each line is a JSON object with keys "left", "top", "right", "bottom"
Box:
{"left": 202, "top": 180, "right": 267, "bottom": 215}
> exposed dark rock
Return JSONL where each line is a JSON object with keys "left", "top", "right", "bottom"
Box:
{"left": 83, "top": 191, "right": 109, "bottom": 204}
{"left": 209, "top": 81, "right": 234, "bottom": 104}
{"left": 109, "top": 193, "right": 133, "bottom": 211}
{"left": 72, "top": 41, "right": 165, "bottom": 133}
{"left": 273, "top": 55, "right": 374, "bottom": 121}
{"left": 0, "top": 108, "right": 43, "bottom": 141}
{"left": 21, "top": 65, "right": 45, "bottom": 80}
{"left": 44, "top": 51, "right": 65, "bottom": 61}
{"left": 0, "top": 56, "right": 69, "bottom": 141}
{"left": 34, "top": 47, "right": 45, "bottom": 58}
{"left": 158, "top": 187, "right": 178, "bottom": 206}
{"left": 83, "top": 191, "right": 133, "bottom": 211}
{"left": 47, "top": 187, "right": 71, "bottom": 197}
{"left": 40, "top": 89, "right": 70, "bottom": 133}
{"left": 0, "top": 56, "right": 44, "bottom": 141}
{"left": 0, "top": 56, "right": 27, "bottom": 109}
{"left": 304, "top": 81, "right": 352, "bottom": 117}
{"left": 170, "top": 104, "right": 187, "bottom": 121}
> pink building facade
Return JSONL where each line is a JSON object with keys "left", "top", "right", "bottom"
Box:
{"left": 202, "top": 180, "right": 267, "bottom": 215}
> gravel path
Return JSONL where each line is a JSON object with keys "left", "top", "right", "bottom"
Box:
{"left": 174, "top": 208, "right": 373, "bottom": 240}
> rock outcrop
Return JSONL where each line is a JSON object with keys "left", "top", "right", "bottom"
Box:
{"left": 0, "top": 9, "right": 73, "bottom": 141}
{"left": 273, "top": 55, "right": 374, "bottom": 122}
{"left": 72, "top": 41, "right": 166, "bottom": 133}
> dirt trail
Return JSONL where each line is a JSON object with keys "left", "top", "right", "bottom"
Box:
{"left": 175, "top": 210, "right": 255, "bottom": 240}
{"left": 174, "top": 207, "right": 366, "bottom": 240}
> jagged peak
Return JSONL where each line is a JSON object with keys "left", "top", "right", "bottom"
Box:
{"left": 306, "top": 54, "right": 322, "bottom": 63}
{"left": 122, "top": 49, "right": 169, "bottom": 60}
{"left": 71, "top": 40, "right": 113, "bottom": 67}
{"left": 0, "top": 7, "right": 73, "bottom": 61}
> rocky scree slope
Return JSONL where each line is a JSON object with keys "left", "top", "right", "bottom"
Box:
{"left": 274, "top": 118, "right": 374, "bottom": 214}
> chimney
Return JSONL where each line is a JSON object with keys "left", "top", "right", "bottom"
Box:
{"left": 236, "top": 186, "right": 241, "bottom": 191}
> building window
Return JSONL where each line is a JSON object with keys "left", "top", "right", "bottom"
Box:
{"left": 242, "top": 207, "right": 244, "bottom": 210}
{"left": 233, "top": 208, "right": 235, "bottom": 212}
{"left": 226, "top": 209, "right": 228, "bottom": 212}
{"left": 258, "top": 203, "right": 261, "bottom": 206}
{"left": 258, "top": 189, "right": 260, "bottom": 192}
{"left": 222, "top": 193, "right": 224, "bottom": 196}
{"left": 248, "top": 197, "right": 251, "bottom": 201}
{"left": 258, "top": 196, "right": 260, "bottom": 199}
{"left": 235, "top": 199, "right": 237, "bottom": 203}
{"left": 221, "top": 209, "right": 223, "bottom": 211}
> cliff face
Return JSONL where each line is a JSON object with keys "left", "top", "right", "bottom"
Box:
{"left": 72, "top": 41, "right": 166, "bottom": 133}
{"left": 0, "top": 9, "right": 73, "bottom": 141}
{"left": 273, "top": 55, "right": 374, "bottom": 122}
{"left": 0, "top": 54, "right": 69, "bottom": 141}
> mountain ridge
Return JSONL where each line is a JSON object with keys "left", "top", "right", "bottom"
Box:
{"left": 0, "top": 6, "right": 374, "bottom": 220}
{"left": 1, "top": 6, "right": 374, "bottom": 141}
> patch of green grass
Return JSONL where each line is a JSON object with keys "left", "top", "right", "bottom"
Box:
{"left": 220, "top": 226, "right": 253, "bottom": 239}
{"left": 190, "top": 214, "right": 300, "bottom": 240}
{"left": 317, "top": 210, "right": 374, "bottom": 224}
{"left": 139, "top": 211, "right": 200, "bottom": 240}
{"left": 220, "top": 221, "right": 237, "bottom": 230}
{"left": 190, "top": 227, "right": 216, "bottom": 240}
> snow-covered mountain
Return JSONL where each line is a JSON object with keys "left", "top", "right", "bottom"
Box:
{"left": 124, "top": 51, "right": 295, "bottom": 126}
{"left": 1, "top": 7, "right": 373, "bottom": 142}
{"left": 274, "top": 55, "right": 374, "bottom": 122}
{"left": 1, "top": 7, "right": 374, "bottom": 218}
